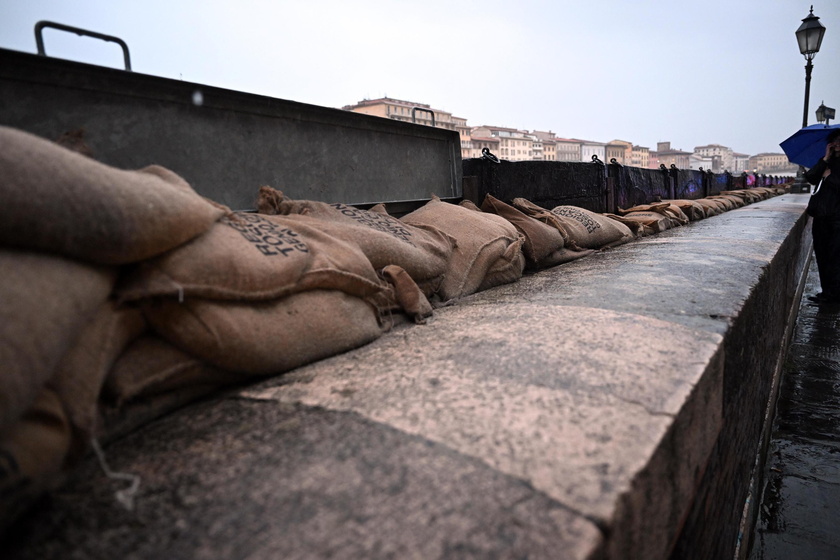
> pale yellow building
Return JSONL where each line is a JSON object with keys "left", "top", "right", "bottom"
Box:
{"left": 747, "top": 153, "right": 799, "bottom": 174}
{"left": 470, "top": 126, "right": 538, "bottom": 162}
{"left": 343, "top": 97, "right": 474, "bottom": 158}
{"left": 606, "top": 140, "right": 633, "bottom": 165}
{"left": 631, "top": 145, "right": 650, "bottom": 168}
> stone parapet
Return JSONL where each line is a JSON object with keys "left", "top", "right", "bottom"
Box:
{"left": 6, "top": 195, "right": 811, "bottom": 560}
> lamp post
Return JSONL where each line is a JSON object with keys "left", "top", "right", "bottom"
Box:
{"left": 816, "top": 101, "right": 835, "bottom": 126}
{"left": 793, "top": 6, "right": 827, "bottom": 192}
{"left": 796, "top": 6, "right": 826, "bottom": 127}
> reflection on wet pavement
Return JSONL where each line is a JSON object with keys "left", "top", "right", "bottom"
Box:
{"left": 749, "top": 257, "right": 840, "bottom": 560}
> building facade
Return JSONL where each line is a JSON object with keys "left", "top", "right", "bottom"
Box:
{"left": 694, "top": 144, "right": 735, "bottom": 173}
{"left": 747, "top": 153, "right": 799, "bottom": 174}
{"left": 344, "top": 97, "right": 776, "bottom": 169}
{"left": 650, "top": 142, "right": 691, "bottom": 169}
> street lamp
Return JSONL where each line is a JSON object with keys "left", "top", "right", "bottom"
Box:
{"left": 793, "top": 6, "right": 827, "bottom": 192}
{"left": 796, "top": 6, "right": 826, "bottom": 128}
{"left": 816, "top": 101, "right": 835, "bottom": 126}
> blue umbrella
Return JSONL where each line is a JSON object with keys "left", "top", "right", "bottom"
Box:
{"left": 780, "top": 123, "right": 840, "bottom": 168}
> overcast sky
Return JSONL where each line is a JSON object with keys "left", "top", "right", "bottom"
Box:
{"left": 2, "top": 0, "right": 838, "bottom": 156}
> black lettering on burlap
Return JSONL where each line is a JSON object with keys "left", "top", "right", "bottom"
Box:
{"left": 329, "top": 203, "right": 415, "bottom": 245}
{"left": 551, "top": 207, "right": 601, "bottom": 234}
{"left": 223, "top": 214, "right": 308, "bottom": 257}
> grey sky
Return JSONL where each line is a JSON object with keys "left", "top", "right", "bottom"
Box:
{"left": 1, "top": 0, "right": 838, "bottom": 157}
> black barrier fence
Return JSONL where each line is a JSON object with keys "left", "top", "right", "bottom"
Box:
{"left": 461, "top": 159, "right": 608, "bottom": 212}
{"left": 462, "top": 158, "right": 794, "bottom": 214}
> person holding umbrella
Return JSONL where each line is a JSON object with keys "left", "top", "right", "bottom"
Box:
{"left": 804, "top": 128, "right": 840, "bottom": 304}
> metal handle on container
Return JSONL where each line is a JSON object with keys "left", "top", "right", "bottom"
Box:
{"left": 35, "top": 20, "right": 132, "bottom": 71}
{"left": 411, "top": 107, "right": 436, "bottom": 127}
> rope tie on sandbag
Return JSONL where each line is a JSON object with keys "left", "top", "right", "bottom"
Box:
{"left": 90, "top": 437, "right": 141, "bottom": 511}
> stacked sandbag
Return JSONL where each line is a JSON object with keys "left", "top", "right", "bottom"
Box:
{"left": 0, "top": 250, "right": 116, "bottom": 533}
{"left": 0, "top": 388, "right": 73, "bottom": 532}
{"left": 721, "top": 189, "right": 762, "bottom": 204}
{"left": 117, "top": 212, "right": 392, "bottom": 375}
{"left": 695, "top": 198, "right": 727, "bottom": 216}
{"left": 608, "top": 211, "right": 675, "bottom": 234}
{"left": 0, "top": 126, "right": 227, "bottom": 264}
{"left": 400, "top": 196, "right": 526, "bottom": 301}
{"left": 603, "top": 213, "right": 654, "bottom": 237}
{"left": 98, "top": 334, "right": 242, "bottom": 443}
{"left": 618, "top": 202, "right": 689, "bottom": 227}
{"left": 707, "top": 194, "right": 744, "bottom": 210}
{"left": 511, "top": 198, "right": 635, "bottom": 250}
{"left": 255, "top": 186, "right": 454, "bottom": 299}
{"left": 660, "top": 199, "right": 708, "bottom": 221}
{"left": 480, "top": 194, "right": 593, "bottom": 269}
{"left": 0, "top": 126, "right": 234, "bottom": 532}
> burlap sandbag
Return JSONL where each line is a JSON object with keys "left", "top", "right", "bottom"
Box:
{"left": 255, "top": 187, "right": 455, "bottom": 289}
{"left": 0, "top": 126, "right": 227, "bottom": 264}
{"left": 144, "top": 289, "right": 384, "bottom": 376}
{"left": 723, "top": 189, "right": 764, "bottom": 203}
{"left": 511, "top": 199, "right": 634, "bottom": 250}
{"left": 604, "top": 214, "right": 654, "bottom": 237}
{"left": 480, "top": 194, "right": 593, "bottom": 269}
{"left": 752, "top": 187, "right": 776, "bottom": 199}
{"left": 695, "top": 198, "right": 726, "bottom": 216}
{"left": 708, "top": 195, "right": 744, "bottom": 210}
{"left": 47, "top": 302, "right": 146, "bottom": 444}
{"left": 0, "top": 388, "right": 72, "bottom": 534}
{"left": 401, "top": 197, "right": 525, "bottom": 301}
{"left": 619, "top": 202, "right": 688, "bottom": 226}
{"left": 0, "top": 249, "right": 114, "bottom": 435}
{"left": 458, "top": 199, "right": 483, "bottom": 212}
{"left": 117, "top": 212, "right": 389, "bottom": 304}
{"left": 104, "top": 334, "right": 239, "bottom": 406}
{"left": 613, "top": 211, "right": 674, "bottom": 234}
{"left": 100, "top": 335, "right": 239, "bottom": 443}
{"left": 381, "top": 265, "right": 434, "bottom": 324}
{"left": 661, "top": 199, "right": 707, "bottom": 221}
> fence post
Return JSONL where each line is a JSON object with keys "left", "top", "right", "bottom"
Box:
{"left": 668, "top": 164, "right": 678, "bottom": 200}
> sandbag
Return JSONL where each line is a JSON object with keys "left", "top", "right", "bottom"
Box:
{"left": 708, "top": 195, "right": 744, "bottom": 210}
{"left": 480, "top": 194, "right": 593, "bottom": 269}
{"left": 695, "top": 198, "right": 726, "bottom": 215}
{"left": 100, "top": 335, "right": 239, "bottom": 443}
{"left": 401, "top": 197, "right": 525, "bottom": 301}
{"left": 381, "top": 265, "right": 434, "bottom": 324}
{"left": 117, "top": 212, "right": 389, "bottom": 304}
{"left": 104, "top": 334, "right": 238, "bottom": 406}
{"left": 0, "top": 388, "right": 73, "bottom": 534}
{"left": 613, "top": 211, "right": 674, "bottom": 234}
{"left": 604, "top": 214, "right": 654, "bottom": 237}
{"left": 721, "top": 190, "right": 760, "bottom": 204}
{"left": 661, "top": 199, "right": 707, "bottom": 221}
{"left": 47, "top": 302, "right": 146, "bottom": 443}
{"left": 143, "top": 289, "right": 384, "bottom": 375}
{"left": 0, "top": 249, "right": 115, "bottom": 435}
{"left": 458, "top": 199, "right": 483, "bottom": 212}
{"left": 255, "top": 187, "right": 455, "bottom": 289}
{"left": 511, "top": 199, "right": 634, "bottom": 250}
{"left": 0, "top": 126, "right": 227, "bottom": 264}
{"left": 619, "top": 202, "right": 688, "bottom": 226}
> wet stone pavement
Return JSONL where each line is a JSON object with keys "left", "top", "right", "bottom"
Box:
{"left": 749, "top": 256, "right": 840, "bottom": 560}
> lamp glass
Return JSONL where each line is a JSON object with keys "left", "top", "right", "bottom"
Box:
{"left": 796, "top": 11, "right": 826, "bottom": 55}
